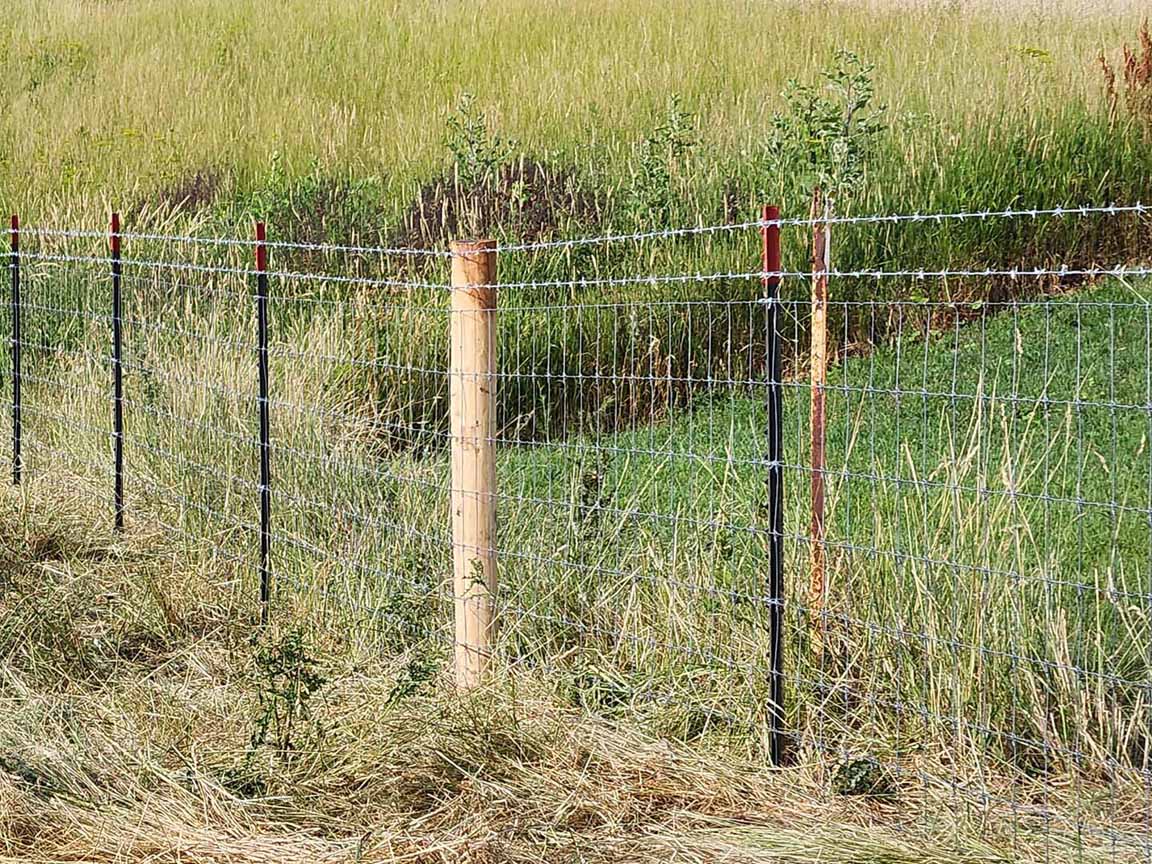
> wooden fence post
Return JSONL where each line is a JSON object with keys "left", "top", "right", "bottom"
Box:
{"left": 809, "top": 188, "right": 829, "bottom": 642}
{"left": 450, "top": 239, "right": 498, "bottom": 689}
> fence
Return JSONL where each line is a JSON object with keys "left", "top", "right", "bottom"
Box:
{"left": 4, "top": 202, "right": 1152, "bottom": 859}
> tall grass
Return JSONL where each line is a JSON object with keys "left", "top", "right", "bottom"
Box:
{"left": 0, "top": 0, "right": 1147, "bottom": 237}
{"left": 5, "top": 1, "right": 1150, "bottom": 448}
{"left": 9, "top": 228, "right": 1150, "bottom": 849}
{"left": 2, "top": 5, "right": 1151, "bottom": 857}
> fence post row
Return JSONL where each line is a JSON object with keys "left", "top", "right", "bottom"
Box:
{"left": 450, "top": 239, "right": 498, "bottom": 690}
{"left": 111, "top": 213, "right": 125, "bottom": 531}
{"left": 256, "top": 222, "right": 272, "bottom": 625}
{"left": 762, "top": 205, "right": 785, "bottom": 766}
{"left": 9, "top": 215, "right": 19, "bottom": 486}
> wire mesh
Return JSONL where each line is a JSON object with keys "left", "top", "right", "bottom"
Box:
{"left": 3, "top": 203, "right": 1151, "bottom": 860}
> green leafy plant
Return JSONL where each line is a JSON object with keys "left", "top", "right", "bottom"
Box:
{"left": 625, "top": 95, "right": 697, "bottom": 225}
{"left": 832, "top": 756, "right": 898, "bottom": 797}
{"left": 385, "top": 655, "right": 438, "bottom": 706}
{"left": 765, "top": 50, "right": 887, "bottom": 206}
{"left": 445, "top": 92, "right": 515, "bottom": 190}
{"left": 249, "top": 628, "right": 327, "bottom": 756}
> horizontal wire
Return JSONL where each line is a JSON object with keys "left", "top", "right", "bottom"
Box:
{"left": 16, "top": 253, "right": 1152, "bottom": 299}
{"left": 9, "top": 202, "right": 1150, "bottom": 259}
{"left": 19, "top": 226, "right": 451, "bottom": 258}
{"left": 16, "top": 250, "right": 445, "bottom": 290}
{"left": 494, "top": 202, "right": 1152, "bottom": 254}
{"left": 494, "top": 265, "right": 1152, "bottom": 292}
{"left": 121, "top": 271, "right": 445, "bottom": 315}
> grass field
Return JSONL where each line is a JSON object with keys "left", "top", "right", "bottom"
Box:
{"left": 3, "top": 268, "right": 1149, "bottom": 860}
{"left": 6, "top": 0, "right": 1150, "bottom": 442}
{"left": 2, "top": 0, "right": 1152, "bottom": 860}
{"left": 2, "top": 0, "right": 1149, "bottom": 260}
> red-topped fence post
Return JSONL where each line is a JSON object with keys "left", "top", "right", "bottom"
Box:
{"left": 762, "top": 204, "right": 785, "bottom": 765}
{"left": 111, "top": 213, "right": 125, "bottom": 530}
{"left": 256, "top": 222, "right": 272, "bottom": 624}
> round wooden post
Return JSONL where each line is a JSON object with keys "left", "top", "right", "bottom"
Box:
{"left": 450, "top": 239, "right": 498, "bottom": 689}
{"left": 809, "top": 188, "right": 830, "bottom": 645}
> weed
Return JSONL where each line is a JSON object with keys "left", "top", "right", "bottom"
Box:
{"left": 1100, "top": 20, "right": 1152, "bottom": 139}
{"left": 832, "top": 757, "right": 898, "bottom": 797}
{"left": 249, "top": 628, "right": 328, "bottom": 756}
{"left": 445, "top": 93, "right": 515, "bottom": 191}
{"left": 624, "top": 95, "right": 697, "bottom": 226}
{"left": 764, "top": 49, "right": 888, "bottom": 207}
{"left": 385, "top": 655, "right": 438, "bottom": 706}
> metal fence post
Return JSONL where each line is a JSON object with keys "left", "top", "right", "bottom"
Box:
{"left": 9, "top": 215, "right": 20, "bottom": 486}
{"left": 111, "top": 213, "right": 125, "bottom": 530}
{"left": 763, "top": 204, "right": 785, "bottom": 765}
{"left": 256, "top": 222, "right": 272, "bottom": 625}
{"left": 450, "top": 238, "right": 498, "bottom": 689}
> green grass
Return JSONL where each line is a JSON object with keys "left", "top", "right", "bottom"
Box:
{"left": 11, "top": 270, "right": 1150, "bottom": 834}
{"left": 2, "top": 3, "right": 1151, "bottom": 857}
{"left": 1, "top": 0, "right": 1148, "bottom": 265}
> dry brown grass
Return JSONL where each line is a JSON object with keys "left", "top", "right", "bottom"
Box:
{"left": 1, "top": 478, "right": 1149, "bottom": 864}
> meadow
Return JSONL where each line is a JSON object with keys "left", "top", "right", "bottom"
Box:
{"left": 4, "top": 251, "right": 1151, "bottom": 860}
{"left": 2, "top": 0, "right": 1152, "bottom": 861}
{"left": 1, "top": 0, "right": 1149, "bottom": 255}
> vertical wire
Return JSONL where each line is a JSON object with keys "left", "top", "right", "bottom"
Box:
{"left": 686, "top": 290, "right": 699, "bottom": 674}
{"left": 1107, "top": 300, "right": 1120, "bottom": 863}
{"left": 1073, "top": 299, "right": 1086, "bottom": 851}
{"left": 798, "top": 297, "right": 813, "bottom": 759}
{"left": 917, "top": 293, "right": 932, "bottom": 830}
{"left": 1041, "top": 298, "right": 1054, "bottom": 864}
{"left": 1007, "top": 293, "right": 1022, "bottom": 853}
{"left": 891, "top": 299, "right": 906, "bottom": 779}
{"left": 669, "top": 296, "right": 678, "bottom": 626}
{"left": 863, "top": 296, "right": 879, "bottom": 770}
{"left": 1143, "top": 300, "right": 1151, "bottom": 864}
{"left": 948, "top": 298, "right": 962, "bottom": 844}
{"left": 10, "top": 215, "right": 20, "bottom": 486}
{"left": 975, "top": 297, "right": 995, "bottom": 829}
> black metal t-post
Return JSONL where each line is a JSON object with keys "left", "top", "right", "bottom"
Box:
{"left": 10, "top": 215, "right": 20, "bottom": 486}
{"left": 112, "top": 213, "right": 125, "bottom": 530}
{"left": 763, "top": 205, "right": 785, "bottom": 766}
{"left": 256, "top": 222, "right": 271, "bottom": 624}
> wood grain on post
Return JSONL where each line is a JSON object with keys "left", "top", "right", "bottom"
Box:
{"left": 450, "top": 239, "right": 498, "bottom": 689}
{"left": 809, "top": 189, "right": 829, "bottom": 641}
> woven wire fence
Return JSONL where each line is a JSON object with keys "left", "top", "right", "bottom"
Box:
{"left": 4, "top": 204, "right": 1152, "bottom": 858}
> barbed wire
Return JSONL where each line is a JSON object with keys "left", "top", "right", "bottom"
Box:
{"left": 8, "top": 201, "right": 1148, "bottom": 261}
{"left": 493, "top": 202, "right": 1152, "bottom": 253}
{"left": 11, "top": 225, "right": 451, "bottom": 258}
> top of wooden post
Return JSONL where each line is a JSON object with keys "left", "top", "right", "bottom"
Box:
{"left": 450, "top": 239, "right": 497, "bottom": 304}
{"left": 450, "top": 239, "right": 497, "bottom": 259}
